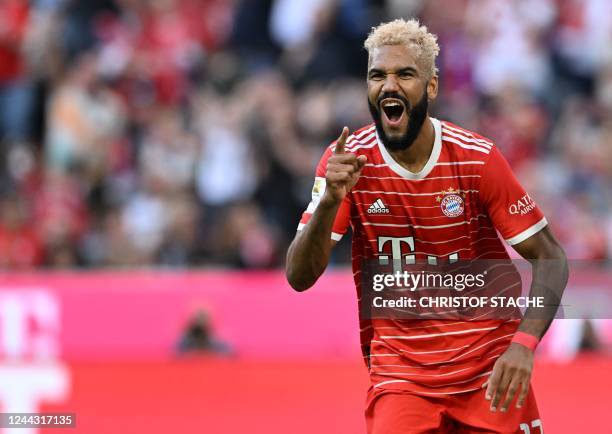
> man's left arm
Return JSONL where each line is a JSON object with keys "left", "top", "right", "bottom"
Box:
{"left": 484, "top": 226, "right": 568, "bottom": 413}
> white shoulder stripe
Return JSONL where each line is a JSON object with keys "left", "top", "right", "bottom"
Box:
{"left": 443, "top": 126, "right": 493, "bottom": 148}
{"left": 443, "top": 136, "right": 491, "bottom": 154}
{"left": 443, "top": 124, "right": 494, "bottom": 148}
{"left": 346, "top": 141, "right": 377, "bottom": 151}
{"left": 327, "top": 126, "right": 376, "bottom": 150}
{"left": 444, "top": 129, "right": 493, "bottom": 149}
{"left": 354, "top": 125, "right": 376, "bottom": 139}
{"left": 346, "top": 133, "right": 376, "bottom": 149}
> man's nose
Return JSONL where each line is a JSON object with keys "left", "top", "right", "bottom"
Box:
{"left": 382, "top": 74, "right": 400, "bottom": 93}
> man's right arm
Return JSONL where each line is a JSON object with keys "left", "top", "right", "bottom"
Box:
{"left": 285, "top": 198, "right": 341, "bottom": 291}
{"left": 285, "top": 127, "right": 367, "bottom": 291}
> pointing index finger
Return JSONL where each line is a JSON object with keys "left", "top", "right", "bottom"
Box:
{"left": 334, "top": 127, "right": 349, "bottom": 154}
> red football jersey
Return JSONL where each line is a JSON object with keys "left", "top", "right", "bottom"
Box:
{"left": 298, "top": 118, "right": 547, "bottom": 395}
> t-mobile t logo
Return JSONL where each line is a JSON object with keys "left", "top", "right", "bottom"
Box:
{"left": 377, "top": 236, "right": 415, "bottom": 273}
{"left": 377, "top": 236, "right": 459, "bottom": 273}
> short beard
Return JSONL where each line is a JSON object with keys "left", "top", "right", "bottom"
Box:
{"left": 368, "top": 88, "right": 429, "bottom": 151}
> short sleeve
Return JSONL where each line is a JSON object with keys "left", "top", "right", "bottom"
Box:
{"left": 297, "top": 147, "right": 351, "bottom": 241}
{"left": 480, "top": 147, "right": 547, "bottom": 245}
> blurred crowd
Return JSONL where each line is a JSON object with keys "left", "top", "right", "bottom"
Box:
{"left": 0, "top": 0, "right": 610, "bottom": 269}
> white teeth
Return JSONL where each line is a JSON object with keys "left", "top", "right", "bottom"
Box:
{"left": 382, "top": 101, "right": 402, "bottom": 108}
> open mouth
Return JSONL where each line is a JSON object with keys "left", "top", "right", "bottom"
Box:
{"left": 381, "top": 98, "right": 406, "bottom": 126}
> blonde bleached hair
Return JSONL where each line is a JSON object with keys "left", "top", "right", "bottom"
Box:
{"left": 364, "top": 19, "right": 440, "bottom": 79}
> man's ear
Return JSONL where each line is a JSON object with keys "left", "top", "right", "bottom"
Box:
{"left": 427, "top": 75, "right": 438, "bottom": 101}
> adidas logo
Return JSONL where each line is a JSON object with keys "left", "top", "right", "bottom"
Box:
{"left": 367, "top": 198, "right": 390, "bottom": 214}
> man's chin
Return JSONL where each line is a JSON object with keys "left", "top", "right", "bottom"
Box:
{"left": 382, "top": 128, "right": 407, "bottom": 143}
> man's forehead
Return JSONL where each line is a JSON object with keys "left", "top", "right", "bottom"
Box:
{"left": 368, "top": 44, "right": 419, "bottom": 70}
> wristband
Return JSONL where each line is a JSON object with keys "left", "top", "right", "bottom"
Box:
{"left": 511, "top": 331, "right": 539, "bottom": 351}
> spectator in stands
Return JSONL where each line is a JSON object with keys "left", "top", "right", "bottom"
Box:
{"left": 176, "top": 308, "right": 232, "bottom": 355}
{"left": 0, "top": 0, "right": 33, "bottom": 144}
{"left": 0, "top": 194, "right": 44, "bottom": 268}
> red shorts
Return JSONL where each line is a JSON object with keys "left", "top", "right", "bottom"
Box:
{"left": 366, "top": 386, "right": 542, "bottom": 434}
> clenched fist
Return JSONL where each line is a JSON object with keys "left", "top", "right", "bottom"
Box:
{"left": 322, "top": 127, "right": 368, "bottom": 206}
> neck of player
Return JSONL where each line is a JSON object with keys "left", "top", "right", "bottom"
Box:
{"left": 388, "top": 116, "right": 435, "bottom": 173}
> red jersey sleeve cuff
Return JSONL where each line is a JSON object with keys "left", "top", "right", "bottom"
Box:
{"left": 504, "top": 217, "right": 548, "bottom": 246}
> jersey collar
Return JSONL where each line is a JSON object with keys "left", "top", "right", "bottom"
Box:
{"left": 376, "top": 117, "right": 442, "bottom": 180}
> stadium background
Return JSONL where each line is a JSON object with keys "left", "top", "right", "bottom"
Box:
{"left": 0, "top": 0, "right": 610, "bottom": 433}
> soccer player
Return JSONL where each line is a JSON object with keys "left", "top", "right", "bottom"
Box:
{"left": 286, "top": 19, "right": 568, "bottom": 434}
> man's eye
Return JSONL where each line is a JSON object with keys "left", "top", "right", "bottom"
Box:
{"left": 370, "top": 74, "right": 384, "bottom": 80}
{"left": 399, "top": 72, "right": 414, "bottom": 79}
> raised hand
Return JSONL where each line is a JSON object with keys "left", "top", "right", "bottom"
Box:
{"left": 322, "top": 127, "right": 368, "bottom": 206}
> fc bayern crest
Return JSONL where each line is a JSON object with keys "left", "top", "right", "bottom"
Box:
{"left": 437, "top": 188, "right": 465, "bottom": 218}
